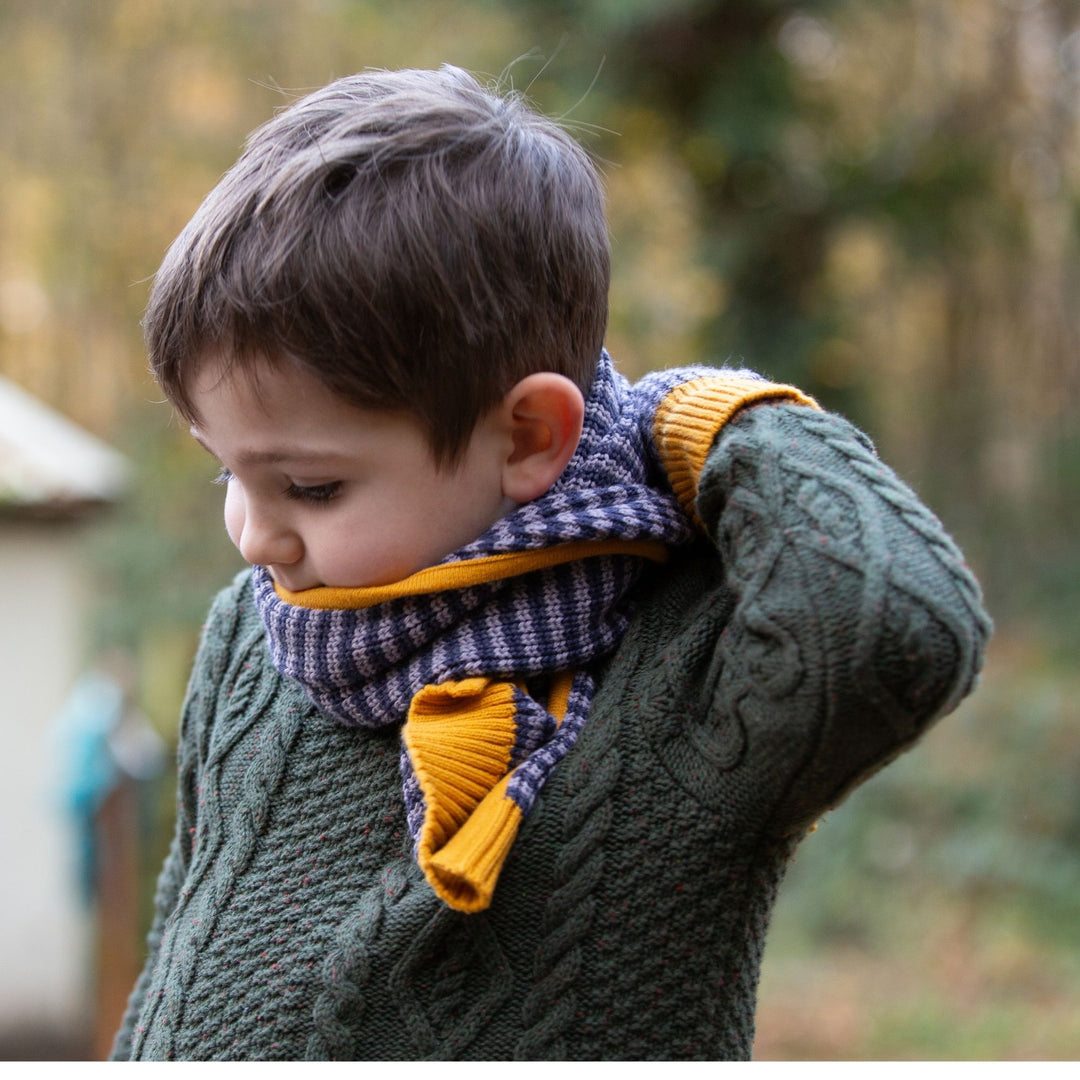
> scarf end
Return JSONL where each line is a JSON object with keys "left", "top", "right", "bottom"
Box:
{"left": 419, "top": 774, "right": 523, "bottom": 913}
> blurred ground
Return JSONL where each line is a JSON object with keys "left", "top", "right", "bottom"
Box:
{"left": 755, "top": 633, "right": 1080, "bottom": 1060}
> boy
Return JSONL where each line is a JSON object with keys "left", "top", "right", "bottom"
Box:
{"left": 113, "top": 66, "right": 990, "bottom": 1060}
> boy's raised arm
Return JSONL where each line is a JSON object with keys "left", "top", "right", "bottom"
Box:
{"left": 687, "top": 399, "right": 992, "bottom": 836}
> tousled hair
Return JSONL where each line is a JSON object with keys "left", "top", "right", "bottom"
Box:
{"left": 145, "top": 65, "right": 610, "bottom": 464}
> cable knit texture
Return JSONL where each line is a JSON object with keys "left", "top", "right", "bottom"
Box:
{"left": 112, "top": 398, "right": 991, "bottom": 1061}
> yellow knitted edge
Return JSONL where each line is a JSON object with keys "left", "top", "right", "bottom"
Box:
{"left": 653, "top": 375, "right": 820, "bottom": 524}
{"left": 546, "top": 670, "right": 574, "bottom": 728}
{"left": 425, "top": 774, "right": 522, "bottom": 913}
{"left": 421, "top": 671, "right": 575, "bottom": 911}
{"left": 405, "top": 678, "right": 521, "bottom": 911}
{"left": 405, "top": 672, "right": 577, "bottom": 912}
{"left": 274, "top": 538, "right": 671, "bottom": 609}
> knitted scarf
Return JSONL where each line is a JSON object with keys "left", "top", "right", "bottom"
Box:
{"left": 253, "top": 353, "right": 814, "bottom": 911}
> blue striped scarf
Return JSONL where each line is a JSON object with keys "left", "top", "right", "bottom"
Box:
{"left": 253, "top": 352, "right": 719, "bottom": 908}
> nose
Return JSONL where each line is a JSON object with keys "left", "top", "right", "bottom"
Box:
{"left": 233, "top": 502, "right": 304, "bottom": 569}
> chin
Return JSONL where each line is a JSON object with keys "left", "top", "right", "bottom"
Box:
{"left": 267, "top": 570, "right": 320, "bottom": 593}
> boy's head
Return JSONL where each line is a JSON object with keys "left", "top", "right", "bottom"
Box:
{"left": 154, "top": 66, "right": 605, "bottom": 589}
{"left": 146, "top": 64, "right": 610, "bottom": 466}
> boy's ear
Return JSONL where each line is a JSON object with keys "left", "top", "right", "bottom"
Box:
{"left": 499, "top": 373, "right": 585, "bottom": 504}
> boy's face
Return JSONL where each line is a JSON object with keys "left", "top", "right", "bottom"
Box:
{"left": 189, "top": 354, "right": 515, "bottom": 591}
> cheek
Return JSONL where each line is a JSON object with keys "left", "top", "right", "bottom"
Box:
{"left": 223, "top": 483, "right": 244, "bottom": 550}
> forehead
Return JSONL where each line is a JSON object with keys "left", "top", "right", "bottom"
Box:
{"left": 188, "top": 351, "right": 430, "bottom": 461}
{"left": 190, "top": 349, "right": 329, "bottom": 414}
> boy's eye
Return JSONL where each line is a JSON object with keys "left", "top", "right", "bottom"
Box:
{"left": 213, "top": 466, "right": 234, "bottom": 486}
{"left": 284, "top": 481, "right": 343, "bottom": 504}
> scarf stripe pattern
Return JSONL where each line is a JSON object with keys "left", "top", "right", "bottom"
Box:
{"left": 254, "top": 546, "right": 665, "bottom": 722}
{"left": 253, "top": 353, "right": 810, "bottom": 911}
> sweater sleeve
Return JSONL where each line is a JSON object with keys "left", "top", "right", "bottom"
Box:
{"left": 689, "top": 401, "right": 992, "bottom": 836}
{"left": 648, "top": 371, "right": 820, "bottom": 526}
{"left": 109, "top": 573, "right": 250, "bottom": 1060}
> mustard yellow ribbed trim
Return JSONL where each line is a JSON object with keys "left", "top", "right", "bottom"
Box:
{"left": 546, "top": 670, "right": 574, "bottom": 728}
{"left": 274, "top": 539, "right": 671, "bottom": 609}
{"left": 405, "top": 677, "right": 521, "bottom": 909}
{"left": 404, "top": 671, "right": 577, "bottom": 912}
{"left": 653, "top": 375, "right": 820, "bottom": 524}
{"left": 426, "top": 774, "right": 522, "bottom": 913}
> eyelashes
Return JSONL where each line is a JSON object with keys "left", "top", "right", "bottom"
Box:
{"left": 284, "top": 481, "right": 342, "bottom": 504}
{"left": 211, "top": 467, "right": 342, "bottom": 505}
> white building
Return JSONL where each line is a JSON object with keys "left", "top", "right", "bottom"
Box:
{"left": 0, "top": 375, "right": 128, "bottom": 1058}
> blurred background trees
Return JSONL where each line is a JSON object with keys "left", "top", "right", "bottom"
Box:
{"left": 1, "top": 0, "right": 1077, "bottom": 1059}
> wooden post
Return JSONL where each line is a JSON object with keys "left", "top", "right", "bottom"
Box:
{"left": 92, "top": 777, "right": 140, "bottom": 1061}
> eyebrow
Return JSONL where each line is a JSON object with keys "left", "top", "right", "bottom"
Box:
{"left": 190, "top": 429, "right": 350, "bottom": 467}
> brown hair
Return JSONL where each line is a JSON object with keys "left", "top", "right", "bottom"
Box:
{"left": 145, "top": 65, "right": 610, "bottom": 464}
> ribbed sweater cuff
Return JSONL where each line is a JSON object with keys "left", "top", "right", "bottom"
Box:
{"left": 653, "top": 375, "right": 820, "bottom": 521}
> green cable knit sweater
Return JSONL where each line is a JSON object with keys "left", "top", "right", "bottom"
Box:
{"left": 112, "top": 402, "right": 990, "bottom": 1060}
